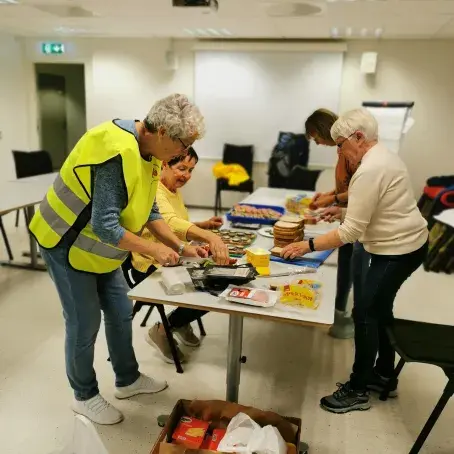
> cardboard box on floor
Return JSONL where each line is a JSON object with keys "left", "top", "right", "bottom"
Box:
{"left": 150, "top": 399, "right": 302, "bottom": 454}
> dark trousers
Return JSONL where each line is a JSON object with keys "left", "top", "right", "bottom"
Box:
{"left": 129, "top": 266, "right": 207, "bottom": 329}
{"left": 350, "top": 242, "right": 428, "bottom": 390}
{"left": 335, "top": 242, "right": 370, "bottom": 312}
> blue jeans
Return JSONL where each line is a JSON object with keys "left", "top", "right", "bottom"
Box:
{"left": 40, "top": 240, "right": 140, "bottom": 401}
{"left": 350, "top": 242, "right": 428, "bottom": 390}
{"left": 335, "top": 241, "right": 370, "bottom": 313}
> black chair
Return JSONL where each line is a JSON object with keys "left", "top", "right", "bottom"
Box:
{"left": 115, "top": 255, "right": 207, "bottom": 374}
{"left": 214, "top": 144, "right": 254, "bottom": 216}
{"left": 380, "top": 319, "right": 454, "bottom": 454}
{"left": 287, "top": 165, "right": 322, "bottom": 191}
{"left": 12, "top": 150, "right": 53, "bottom": 226}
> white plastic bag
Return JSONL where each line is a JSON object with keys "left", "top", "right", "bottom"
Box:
{"left": 247, "top": 425, "right": 287, "bottom": 454}
{"left": 50, "top": 415, "right": 109, "bottom": 454}
{"left": 217, "top": 413, "right": 286, "bottom": 454}
{"left": 217, "top": 412, "right": 261, "bottom": 453}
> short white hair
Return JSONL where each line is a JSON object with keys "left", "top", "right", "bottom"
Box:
{"left": 145, "top": 93, "right": 205, "bottom": 139}
{"left": 330, "top": 108, "right": 378, "bottom": 142}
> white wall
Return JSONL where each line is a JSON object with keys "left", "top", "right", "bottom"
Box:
{"left": 340, "top": 40, "right": 454, "bottom": 198}
{"left": 0, "top": 33, "right": 33, "bottom": 182}
{"left": 1, "top": 35, "right": 454, "bottom": 207}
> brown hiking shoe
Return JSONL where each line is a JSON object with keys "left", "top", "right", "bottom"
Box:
{"left": 145, "top": 323, "right": 186, "bottom": 364}
{"left": 174, "top": 324, "right": 200, "bottom": 347}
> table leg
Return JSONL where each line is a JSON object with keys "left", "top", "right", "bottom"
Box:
{"left": 226, "top": 314, "right": 244, "bottom": 403}
{"left": 0, "top": 205, "right": 45, "bottom": 271}
{"left": 27, "top": 206, "right": 38, "bottom": 268}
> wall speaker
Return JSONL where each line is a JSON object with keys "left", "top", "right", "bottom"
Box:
{"left": 165, "top": 51, "right": 179, "bottom": 71}
{"left": 360, "top": 52, "right": 378, "bottom": 74}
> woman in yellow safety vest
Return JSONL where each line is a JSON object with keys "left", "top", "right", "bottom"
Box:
{"left": 30, "top": 94, "right": 222, "bottom": 425}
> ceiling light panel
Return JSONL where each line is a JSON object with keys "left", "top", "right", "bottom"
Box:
{"left": 330, "top": 26, "right": 385, "bottom": 37}
{"left": 183, "top": 28, "right": 233, "bottom": 37}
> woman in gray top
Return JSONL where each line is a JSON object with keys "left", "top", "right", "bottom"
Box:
{"left": 37, "top": 94, "right": 225, "bottom": 425}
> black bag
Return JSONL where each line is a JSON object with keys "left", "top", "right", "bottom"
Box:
{"left": 268, "top": 132, "right": 310, "bottom": 188}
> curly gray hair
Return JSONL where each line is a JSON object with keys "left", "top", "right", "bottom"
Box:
{"left": 144, "top": 93, "right": 205, "bottom": 140}
{"left": 331, "top": 108, "right": 378, "bottom": 142}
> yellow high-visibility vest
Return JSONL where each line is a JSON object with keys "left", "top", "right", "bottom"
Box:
{"left": 29, "top": 120, "right": 161, "bottom": 274}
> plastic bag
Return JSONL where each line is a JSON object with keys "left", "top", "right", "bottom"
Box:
{"left": 217, "top": 413, "right": 286, "bottom": 454}
{"left": 248, "top": 425, "right": 287, "bottom": 454}
{"left": 278, "top": 279, "right": 322, "bottom": 310}
{"left": 51, "top": 415, "right": 109, "bottom": 454}
{"left": 217, "top": 412, "right": 261, "bottom": 452}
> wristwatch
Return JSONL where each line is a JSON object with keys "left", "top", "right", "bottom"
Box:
{"left": 177, "top": 243, "right": 185, "bottom": 255}
{"left": 308, "top": 238, "right": 316, "bottom": 252}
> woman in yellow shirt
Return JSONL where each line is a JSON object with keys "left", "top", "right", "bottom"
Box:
{"left": 130, "top": 147, "right": 229, "bottom": 363}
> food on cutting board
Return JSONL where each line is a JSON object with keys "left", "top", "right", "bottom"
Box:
{"left": 270, "top": 246, "right": 283, "bottom": 257}
{"left": 273, "top": 221, "right": 304, "bottom": 248}
{"left": 231, "top": 204, "right": 282, "bottom": 220}
{"left": 270, "top": 246, "right": 305, "bottom": 262}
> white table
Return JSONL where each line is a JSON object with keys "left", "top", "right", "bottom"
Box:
{"left": 128, "top": 187, "right": 338, "bottom": 403}
{"left": 0, "top": 172, "right": 57, "bottom": 270}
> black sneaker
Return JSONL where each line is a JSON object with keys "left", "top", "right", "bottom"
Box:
{"left": 367, "top": 371, "right": 398, "bottom": 398}
{"left": 320, "top": 382, "right": 371, "bottom": 414}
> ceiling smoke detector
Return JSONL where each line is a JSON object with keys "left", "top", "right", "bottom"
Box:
{"left": 266, "top": 2, "right": 323, "bottom": 17}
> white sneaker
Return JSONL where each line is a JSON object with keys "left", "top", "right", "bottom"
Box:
{"left": 114, "top": 373, "right": 168, "bottom": 400}
{"left": 71, "top": 394, "right": 124, "bottom": 425}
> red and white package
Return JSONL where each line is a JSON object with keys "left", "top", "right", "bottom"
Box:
{"left": 220, "top": 285, "right": 277, "bottom": 308}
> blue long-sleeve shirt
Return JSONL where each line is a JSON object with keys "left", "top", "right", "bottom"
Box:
{"left": 91, "top": 119, "right": 162, "bottom": 246}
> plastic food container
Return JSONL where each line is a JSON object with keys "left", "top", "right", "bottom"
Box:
{"left": 220, "top": 285, "right": 278, "bottom": 308}
{"left": 226, "top": 203, "right": 285, "bottom": 225}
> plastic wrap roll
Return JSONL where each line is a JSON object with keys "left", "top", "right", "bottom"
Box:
{"left": 161, "top": 268, "right": 186, "bottom": 295}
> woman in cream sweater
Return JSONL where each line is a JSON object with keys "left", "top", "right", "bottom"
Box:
{"left": 282, "top": 108, "right": 428, "bottom": 414}
{"left": 130, "top": 147, "right": 229, "bottom": 364}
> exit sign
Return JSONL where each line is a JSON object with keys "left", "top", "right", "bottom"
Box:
{"left": 41, "top": 42, "right": 65, "bottom": 55}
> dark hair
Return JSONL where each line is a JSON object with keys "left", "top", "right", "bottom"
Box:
{"left": 304, "top": 109, "right": 338, "bottom": 145}
{"left": 167, "top": 147, "right": 199, "bottom": 167}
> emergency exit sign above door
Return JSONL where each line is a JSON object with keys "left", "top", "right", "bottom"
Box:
{"left": 41, "top": 42, "right": 65, "bottom": 55}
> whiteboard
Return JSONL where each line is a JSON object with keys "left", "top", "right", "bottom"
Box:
{"left": 363, "top": 103, "right": 414, "bottom": 154}
{"left": 194, "top": 51, "right": 344, "bottom": 165}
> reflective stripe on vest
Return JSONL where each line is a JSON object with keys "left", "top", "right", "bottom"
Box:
{"left": 39, "top": 197, "right": 71, "bottom": 236}
{"left": 72, "top": 235, "right": 128, "bottom": 261}
{"left": 40, "top": 186, "right": 128, "bottom": 262}
{"left": 53, "top": 174, "right": 87, "bottom": 215}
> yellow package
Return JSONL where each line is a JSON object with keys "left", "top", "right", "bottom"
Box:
{"left": 278, "top": 279, "right": 322, "bottom": 310}
{"left": 245, "top": 247, "right": 270, "bottom": 269}
{"left": 285, "top": 195, "right": 312, "bottom": 215}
